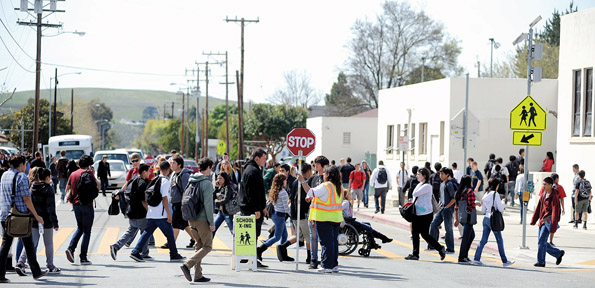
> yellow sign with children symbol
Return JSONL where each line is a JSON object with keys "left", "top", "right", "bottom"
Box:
{"left": 510, "top": 95, "right": 546, "bottom": 131}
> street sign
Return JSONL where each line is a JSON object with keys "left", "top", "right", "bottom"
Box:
{"left": 217, "top": 140, "right": 226, "bottom": 155}
{"left": 513, "top": 131, "right": 542, "bottom": 146}
{"left": 398, "top": 136, "right": 409, "bottom": 151}
{"left": 510, "top": 95, "right": 546, "bottom": 131}
{"left": 286, "top": 128, "right": 316, "bottom": 157}
{"left": 233, "top": 215, "right": 257, "bottom": 271}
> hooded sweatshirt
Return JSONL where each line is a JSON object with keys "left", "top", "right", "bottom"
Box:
{"left": 188, "top": 173, "right": 214, "bottom": 226}
{"left": 31, "top": 182, "right": 59, "bottom": 229}
{"left": 239, "top": 159, "right": 266, "bottom": 214}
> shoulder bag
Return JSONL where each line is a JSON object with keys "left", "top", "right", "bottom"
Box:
{"left": 400, "top": 198, "right": 417, "bottom": 223}
{"left": 457, "top": 189, "right": 477, "bottom": 225}
{"left": 490, "top": 191, "right": 505, "bottom": 232}
{"left": 5, "top": 172, "right": 34, "bottom": 238}
{"left": 224, "top": 188, "right": 241, "bottom": 216}
{"left": 432, "top": 194, "right": 440, "bottom": 214}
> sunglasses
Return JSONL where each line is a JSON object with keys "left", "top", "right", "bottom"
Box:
{"left": 131, "top": 159, "right": 139, "bottom": 163}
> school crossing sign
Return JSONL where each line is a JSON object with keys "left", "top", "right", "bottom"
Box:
{"left": 510, "top": 95, "right": 546, "bottom": 131}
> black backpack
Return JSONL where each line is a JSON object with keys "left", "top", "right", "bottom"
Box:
{"left": 579, "top": 179, "right": 592, "bottom": 199}
{"left": 431, "top": 173, "right": 442, "bottom": 193}
{"left": 145, "top": 176, "right": 163, "bottom": 207}
{"left": 76, "top": 170, "right": 99, "bottom": 204}
{"left": 182, "top": 179, "right": 206, "bottom": 221}
{"left": 494, "top": 172, "right": 507, "bottom": 194}
{"left": 377, "top": 168, "right": 387, "bottom": 184}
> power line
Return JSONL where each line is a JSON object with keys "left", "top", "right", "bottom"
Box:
{"left": 41, "top": 62, "right": 187, "bottom": 77}
{"left": 0, "top": 17, "right": 35, "bottom": 60}
{"left": 0, "top": 34, "right": 35, "bottom": 73}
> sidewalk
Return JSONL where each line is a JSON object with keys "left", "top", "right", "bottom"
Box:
{"left": 353, "top": 201, "right": 595, "bottom": 268}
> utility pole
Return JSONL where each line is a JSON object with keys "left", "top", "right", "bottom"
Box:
{"left": 204, "top": 61, "right": 209, "bottom": 158}
{"left": 17, "top": 0, "right": 63, "bottom": 151}
{"left": 70, "top": 89, "right": 73, "bottom": 134}
{"left": 204, "top": 51, "right": 234, "bottom": 155}
{"left": 187, "top": 64, "right": 207, "bottom": 158}
{"left": 421, "top": 57, "right": 426, "bottom": 83}
{"left": 201, "top": 108, "right": 206, "bottom": 158}
{"left": 53, "top": 68, "right": 57, "bottom": 136}
{"left": 181, "top": 91, "right": 185, "bottom": 157}
{"left": 171, "top": 102, "right": 174, "bottom": 119}
{"left": 226, "top": 16, "right": 259, "bottom": 161}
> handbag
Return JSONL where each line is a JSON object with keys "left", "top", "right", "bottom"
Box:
{"left": 224, "top": 190, "right": 241, "bottom": 215}
{"left": 400, "top": 198, "right": 417, "bottom": 223}
{"left": 431, "top": 194, "right": 440, "bottom": 214}
{"left": 265, "top": 200, "right": 275, "bottom": 219}
{"left": 108, "top": 195, "right": 120, "bottom": 215}
{"left": 490, "top": 191, "right": 505, "bottom": 232}
{"left": 457, "top": 189, "right": 477, "bottom": 225}
{"left": 5, "top": 172, "right": 33, "bottom": 238}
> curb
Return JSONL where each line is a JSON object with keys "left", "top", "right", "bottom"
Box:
{"left": 353, "top": 211, "right": 501, "bottom": 256}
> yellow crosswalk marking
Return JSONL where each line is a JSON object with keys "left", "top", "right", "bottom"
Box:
{"left": 153, "top": 229, "right": 169, "bottom": 254}
{"left": 212, "top": 234, "right": 231, "bottom": 253}
{"left": 577, "top": 260, "right": 595, "bottom": 265}
{"left": 96, "top": 227, "right": 120, "bottom": 255}
{"left": 373, "top": 248, "right": 405, "bottom": 260}
{"left": 39, "top": 227, "right": 75, "bottom": 256}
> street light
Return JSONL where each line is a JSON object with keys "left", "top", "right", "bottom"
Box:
{"left": 49, "top": 70, "right": 81, "bottom": 138}
{"left": 489, "top": 38, "right": 500, "bottom": 78}
{"left": 43, "top": 30, "right": 86, "bottom": 37}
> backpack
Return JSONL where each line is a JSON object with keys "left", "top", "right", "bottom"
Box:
{"left": 145, "top": 176, "right": 163, "bottom": 207}
{"left": 431, "top": 173, "right": 442, "bottom": 194}
{"left": 75, "top": 170, "right": 99, "bottom": 204}
{"left": 182, "top": 179, "right": 206, "bottom": 221}
{"left": 119, "top": 178, "right": 137, "bottom": 217}
{"left": 485, "top": 161, "right": 495, "bottom": 178}
{"left": 494, "top": 172, "right": 507, "bottom": 195}
{"left": 579, "top": 179, "right": 592, "bottom": 199}
{"left": 377, "top": 168, "right": 387, "bottom": 185}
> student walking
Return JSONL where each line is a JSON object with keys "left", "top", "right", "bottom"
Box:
{"left": 257, "top": 174, "right": 293, "bottom": 262}
{"left": 573, "top": 170, "right": 591, "bottom": 230}
{"left": 213, "top": 172, "right": 236, "bottom": 236}
{"left": 370, "top": 161, "right": 392, "bottom": 214}
{"left": 531, "top": 177, "right": 565, "bottom": 267}
{"left": 396, "top": 162, "right": 408, "bottom": 207}
{"left": 348, "top": 163, "right": 366, "bottom": 210}
{"left": 454, "top": 176, "right": 479, "bottom": 263}
{"left": 428, "top": 167, "right": 457, "bottom": 253}
{"left": 56, "top": 150, "right": 69, "bottom": 203}
{"left": 97, "top": 155, "right": 111, "bottom": 197}
{"left": 405, "top": 168, "right": 446, "bottom": 261}
{"left": 361, "top": 160, "right": 372, "bottom": 208}
{"left": 472, "top": 178, "right": 515, "bottom": 267}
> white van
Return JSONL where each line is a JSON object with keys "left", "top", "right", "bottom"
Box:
{"left": 47, "top": 135, "right": 93, "bottom": 160}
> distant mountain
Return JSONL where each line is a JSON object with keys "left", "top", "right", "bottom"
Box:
{"left": 2, "top": 88, "right": 235, "bottom": 121}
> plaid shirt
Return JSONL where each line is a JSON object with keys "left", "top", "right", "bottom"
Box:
{"left": 455, "top": 188, "right": 476, "bottom": 210}
{"left": 0, "top": 169, "right": 31, "bottom": 221}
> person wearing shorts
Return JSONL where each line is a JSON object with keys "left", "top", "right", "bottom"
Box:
{"left": 348, "top": 163, "right": 367, "bottom": 211}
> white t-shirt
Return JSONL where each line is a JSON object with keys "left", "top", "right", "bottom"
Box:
{"left": 146, "top": 176, "right": 171, "bottom": 219}
{"left": 453, "top": 169, "right": 463, "bottom": 184}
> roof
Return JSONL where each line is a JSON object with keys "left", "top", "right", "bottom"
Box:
{"left": 307, "top": 105, "right": 330, "bottom": 118}
{"left": 351, "top": 108, "right": 378, "bottom": 118}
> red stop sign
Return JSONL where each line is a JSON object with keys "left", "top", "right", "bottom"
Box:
{"left": 286, "top": 128, "right": 316, "bottom": 157}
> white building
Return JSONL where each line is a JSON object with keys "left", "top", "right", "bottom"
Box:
{"left": 306, "top": 109, "right": 378, "bottom": 165}
{"left": 377, "top": 78, "right": 558, "bottom": 179}
{"left": 556, "top": 8, "right": 595, "bottom": 218}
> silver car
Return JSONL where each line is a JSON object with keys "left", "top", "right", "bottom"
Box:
{"left": 94, "top": 159, "right": 129, "bottom": 190}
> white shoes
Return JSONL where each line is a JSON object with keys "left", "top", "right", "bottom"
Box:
{"left": 503, "top": 260, "right": 516, "bottom": 267}
{"left": 472, "top": 260, "right": 484, "bottom": 266}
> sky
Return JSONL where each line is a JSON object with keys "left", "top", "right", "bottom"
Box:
{"left": 1, "top": 0, "right": 594, "bottom": 105}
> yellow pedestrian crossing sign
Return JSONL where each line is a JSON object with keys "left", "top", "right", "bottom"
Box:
{"left": 217, "top": 140, "right": 226, "bottom": 155}
{"left": 513, "top": 131, "right": 542, "bottom": 146}
{"left": 510, "top": 95, "right": 546, "bottom": 131}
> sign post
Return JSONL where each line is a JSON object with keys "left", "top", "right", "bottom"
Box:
{"left": 233, "top": 215, "right": 257, "bottom": 271}
{"left": 286, "top": 128, "right": 316, "bottom": 271}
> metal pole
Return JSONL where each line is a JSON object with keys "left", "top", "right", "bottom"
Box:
{"left": 295, "top": 151, "right": 302, "bottom": 271}
{"left": 521, "top": 27, "right": 534, "bottom": 250}
{"left": 49, "top": 73, "right": 52, "bottom": 139}
{"left": 236, "top": 70, "right": 244, "bottom": 160}
{"left": 70, "top": 89, "right": 73, "bottom": 134}
{"left": 21, "top": 120, "right": 24, "bottom": 153}
{"left": 53, "top": 68, "right": 58, "bottom": 136}
{"left": 225, "top": 51, "right": 230, "bottom": 155}
{"left": 205, "top": 61, "right": 209, "bottom": 158}
{"left": 32, "top": 13, "right": 42, "bottom": 152}
{"left": 464, "top": 73, "right": 469, "bottom": 176}
{"left": 421, "top": 57, "right": 425, "bottom": 82}
{"left": 181, "top": 92, "right": 185, "bottom": 156}
{"left": 489, "top": 38, "right": 494, "bottom": 78}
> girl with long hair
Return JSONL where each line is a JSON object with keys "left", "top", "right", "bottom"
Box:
{"left": 256, "top": 174, "right": 292, "bottom": 262}
{"left": 213, "top": 172, "right": 235, "bottom": 236}
{"left": 454, "top": 175, "right": 479, "bottom": 263}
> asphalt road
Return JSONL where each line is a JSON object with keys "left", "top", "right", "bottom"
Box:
{"left": 3, "top": 194, "right": 594, "bottom": 287}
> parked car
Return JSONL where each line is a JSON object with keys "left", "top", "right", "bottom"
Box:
{"left": 93, "top": 159, "right": 129, "bottom": 190}
{"left": 94, "top": 150, "right": 132, "bottom": 169}
{"left": 184, "top": 160, "right": 199, "bottom": 173}
{"left": 0, "top": 146, "right": 20, "bottom": 156}
{"left": 121, "top": 148, "right": 145, "bottom": 163}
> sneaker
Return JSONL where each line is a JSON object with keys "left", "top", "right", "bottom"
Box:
{"left": 194, "top": 277, "right": 211, "bottom": 282}
{"left": 317, "top": 268, "right": 332, "bottom": 273}
{"left": 143, "top": 255, "right": 153, "bottom": 260}
{"left": 130, "top": 252, "right": 144, "bottom": 262}
{"left": 15, "top": 264, "right": 26, "bottom": 276}
{"left": 445, "top": 249, "right": 456, "bottom": 254}
{"left": 124, "top": 242, "right": 131, "bottom": 248}
{"left": 458, "top": 258, "right": 471, "bottom": 264}
{"left": 332, "top": 266, "right": 339, "bottom": 273}
{"left": 556, "top": 250, "right": 565, "bottom": 265}
{"left": 110, "top": 244, "right": 117, "bottom": 261}
{"left": 374, "top": 210, "right": 379, "bottom": 214}
{"left": 160, "top": 243, "right": 169, "bottom": 249}
{"left": 65, "top": 248, "right": 75, "bottom": 263}
{"left": 534, "top": 262, "right": 545, "bottom": 267}
{"left": 256, "top": 261, "right": 268, "bottom": 268}
{"left": 573, "top": 224, "right": 578, "bottom": 229}
{"left": 568, "top": 220, "right": 575, "bottom": 223}
{"left": 382, "top": 238, "right": 393, "bottom": 244}
{"left": 404, "top": 254, "right": 419, "bottom": 260}
{"left": 308, "top": 261, "right": 319, "bottom": 269}
{"left": 80, "top": 258, "right": 92, "bottom": 265}
{"left": 503, "top": 260, "right": 516, "bottom": 267}
{"left": 438, "top": 247, "right": 446, "bottom": 260}
{"left": 170, "top": 254, "right": 186, "bottom": 261}
{"left": 584, "top": 225, "right": 587, "bottom": 230}
{"left": 471, "top": 260, "right": 484, "bottom": 266}
{"left": 47, "top": 266, "right": 61, "bottom": 273}
{"left": 180, "top": 264, "right": 192, "bottom": 282}
{"left": 186, "top": 239, "right": 195, "bottom": 248}
{"left": 33, "top": 269, "right": 48, "bottom": 280}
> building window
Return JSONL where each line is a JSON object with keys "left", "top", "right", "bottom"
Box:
{"left": 343, "top": 132, "right": 351, "bottom": 144}
{"left": 585, "top": 69, "right": 593, "bottom": 137}
{"left": 410, "top": 123, "right": 416, "bottom": 156}
{"left": 573, "top": 70, "right": 582, "bottom": 137}
{"left": 419, "top": 123, "right": 428, "bottom": 155}
{"left": 386, "top": 125, "right": 394, "bottom": 150}
{"left": 440, "top": 121, "right": 445, "bottom": 156}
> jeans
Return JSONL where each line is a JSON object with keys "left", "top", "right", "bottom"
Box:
{"left": 537, "top": 223, "right": 562, "bottom": 264}
{"left": 397, "top": 187, "right": 406, "bottom": 207}
{"left": 374, "top": 187, "right": 388, "bottom": 212}
{"left": 412, "top": 213, "right": 443, "bottom": 256}
{"left": 52, "top": 177, "right": 58, "bottom": 193}
{"left": 264, "top": 213, "right": 288, "bottom": 247}
{"left": 362, "top": 183, "right": 370, "bottom": 206}
{"left": 316, "top": 221, "right": 339, "bottom": 269}
{"left": 213, "top": 210, "right": 234, "bottom": 236}
{"left": 100, "top": 177, "right": 108, "bottom": 196}
{"left": 132, "top": 218, "right": 178, "bottom": 257}
{"left": 0, "top": 222, "right": 43, "bottom": 279}
{"left": 429, "top": 207, "right": 454, "bottom": 251}
{"left": 59, "top": 177, "right": 68, "bottom": 201}
{"left": 474, "top": 217, "right": 508, "bottom": 263}
{"left": 18, "top": 228, "right": 55, "bottom": 268}
{"left": 69, "top": 205, "right": 94, "bottom": 259}
{"left": 508, "top": 181, "right": 516, "bottom": 206}
{"left": 458, "top": 223, "right": 475, "bottom": 261}
{"left": 309, "top": 220, "right": 318, "bottom": 261}
{"left": 114, "top": 218, "right": 149, "bottom": 256}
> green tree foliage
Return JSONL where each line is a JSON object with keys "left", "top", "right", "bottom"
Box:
{"left": 9, "top": 99, "right": 70, "bottom": 151}
{"left": 245, "top": 104, "right": 307, "bottom": 161}
{"left": 136, "top": 119, "right": 181, "bottom": 156}
{"left": 325, "top": 72, "right": 366, "bottom": 116}
{"left": 142, "top": 106, "right": 159, "bottom": 121}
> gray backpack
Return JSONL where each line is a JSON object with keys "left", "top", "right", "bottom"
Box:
{"left": 181, "top": 179, "right": 206, "bottom": 221}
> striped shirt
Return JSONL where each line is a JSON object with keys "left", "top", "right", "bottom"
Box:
{"left": 274, "top": 188, "right": 290, "bottom": 214}
{"left": 1, "top": 169, "right": 31, "bottom": 221}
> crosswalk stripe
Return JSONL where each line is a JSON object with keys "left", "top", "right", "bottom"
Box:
{"left": 39, "top": 227, "right": 76, "bottom": 256}
{"left": 152, "top": 229, "right": 169, "bottom": 254}
{"left": 96, "top": 227, "right": 120, "bottom": 255}
{"left": 373, "top": 248, "right": 405, "bottom": 260}
{"left": 213, "top": 234, "right": 231, "bottom": 253}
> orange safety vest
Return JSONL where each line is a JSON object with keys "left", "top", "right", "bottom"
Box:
{"left": 308, "top": 182, "right": 344, "bottom": 223}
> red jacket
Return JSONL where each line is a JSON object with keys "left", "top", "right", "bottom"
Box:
{"left": 540, "top": 158, "right": 553, "bottom": 172}
{"left": 531, "top": 189, "right": 560, "bottom": 233}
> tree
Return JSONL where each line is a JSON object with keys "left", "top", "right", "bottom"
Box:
{"left": 324, "top": 72, "right": 366, "bottom": 116}
{"left": 245, "top": 104, "right": 307, "bottom": 161}
{"left": 267, "top": 70, "right": 321, "bottom": 108}
{"left": 142, "top": 106, "right": 159, "bottom": 121}
{"left": 346, "top": 1, "right": 462, "bottom": 108}
{"left": 9, "top": 99, "right": 70, "bottom": 151}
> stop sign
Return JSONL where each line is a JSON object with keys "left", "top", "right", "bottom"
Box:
{"left": 286, "top": 128, "right": 316, "bottom": 157}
